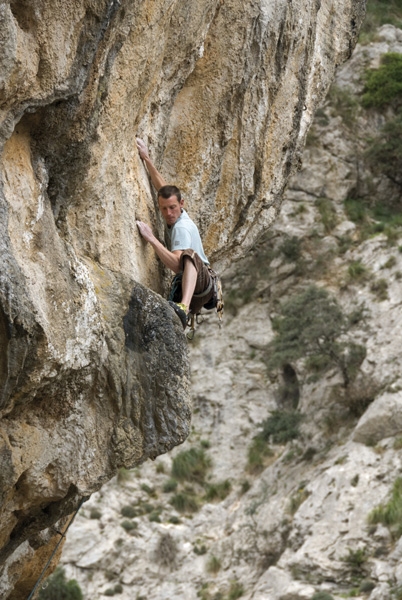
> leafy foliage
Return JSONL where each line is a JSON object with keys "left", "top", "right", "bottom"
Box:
{"left": 316, "top": 198, "right": 338, "bottom": 233}
{"left": 310, "top": 592, "right": 334, "bottom": 600}
{"left": 360, "top": 0, "right": 402, "bottom": 40}
{"left": 259, "top": 411, "right": 302, "bottom": 444}
{"left": 341, "top": 547, "right": 369, "bottom": 575}
{"left": 288, "top": 485, "right": 310, "bottom": 515}
{"left": 162, "top": 478, "right": 178, "bottom": 493}
{"left": 120, "top": 519, "right": 137, "bottom": 532}
{"left": 170, "top": 491, "right": 199, "bottom": 513}
{"left": 279, "top": 236, "right": 302, "bottom": 262}
{"left": 171, "top": 447, "right": 211, "bottom": 484}
{"left": 246, "top": 436, "right": 274, "bottom": 474}
{"left": 120, "top": 505, "right": 137, "bottom": 518}
{"left": 206, "top": 555, "right": 222, "bottom": 574}
{"left": 362, "top": 53, "right": 402, "bottom": 108}
{"left": 327, "top": 86, "right": 359, "bottom": 127}
{"left": 268, "top": 285, "right": 365, "bottom": 387}
{"left": 228, "top": 580, "right": 245, "bottom": 599}
{"left": 38, "top": 568, "right": 83, "bottom": 600}
{"left": 344, "top": 196, "right": 402, "bottom": 243}
{"left": 204, "top": 480, "right": 232, "bottom": 502}
{"left": 369, "top": 477, "right": 402, "bottom": 539}
{"left": 365, "top": 113, "right": 402, "bottom": 187}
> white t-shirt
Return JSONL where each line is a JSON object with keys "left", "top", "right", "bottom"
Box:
{"left": 166, "top": 209, "right": 209, "bottom": 265}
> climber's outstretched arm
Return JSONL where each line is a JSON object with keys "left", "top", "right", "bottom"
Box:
{"left": 136, "top": 220, "right": 182, "bottom": 273}
{"left": 136, "top": 138, "right": 167, "bottom": 192}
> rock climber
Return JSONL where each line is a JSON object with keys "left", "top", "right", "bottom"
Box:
{"left": 136, "top": 138, "right": 214, "bottom": 330}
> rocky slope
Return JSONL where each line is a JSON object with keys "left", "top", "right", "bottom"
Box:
{"left": 60, "top": 25, "right": 402, "bottom": 600}
{"left": 0, "top": 0, "right": 366, "bottom": 597}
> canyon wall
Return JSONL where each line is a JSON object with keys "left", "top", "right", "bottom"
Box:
{"left": 0, "top": 0, "right": 364, "bottom": 597}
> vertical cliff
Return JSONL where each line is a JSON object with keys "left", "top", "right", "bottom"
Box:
{"left": 0, "top": 0, "right": 364, "bottom": 597}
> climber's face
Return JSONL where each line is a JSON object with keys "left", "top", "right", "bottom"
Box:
{"left": 158, "top": 194, "right": 184, "bottom": 226}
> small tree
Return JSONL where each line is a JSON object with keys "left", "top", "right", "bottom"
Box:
{"left": 365, "top": 113, "right": 402, "bottom": 188}
{"left": 38, "top": 567, "right": 83, "bottom": 600}
{"left": 268, "top": 286, "right": 365, "bottom": 387}
{"left": 362, "top": 53, "right": 402, "bottom": 109}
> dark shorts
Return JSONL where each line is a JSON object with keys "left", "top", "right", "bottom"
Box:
{"left": 177, "top": 249, "right": 214, "bottom": 313}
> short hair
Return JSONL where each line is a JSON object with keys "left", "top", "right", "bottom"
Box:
{"left": 158, "top": 185, "right": 181, "bottom": 203}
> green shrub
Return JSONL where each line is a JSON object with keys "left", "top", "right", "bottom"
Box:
{"left": 224, "top": 287, "right": 256, "bottom": 315}
{"left": 171, "top": 447, "right": 211, "bottom": 484}
{"left": 228, "top": 580, "right": 244, "bottom": 599}
{"left": 120, "top": 505, "right": 137, "bottom": 519}
{"left": 370, "top": 278, "right": 389, "bottom": 301}
{"left": 351, "top": 475, "right": 359, "bottom": 487}
{"left": 206, "top": 555, "right": 221, "bottom": 574}
{"left": 246, "top": 436, "right": 274, "bottom": 474}
{"left": 89, "top": 508, "right": 102, "bottom": 520}
{"left": 169, "top": 515, "right": 181, "bottom": 524}
{"left": 359, "top": 0, "right": 402, "bottom": 41}
{"left": 170, "top": 492, "right": 199, "bottom": 513}
{"left": 348, "top": 261, "right": 368, "bottom": 281}
{"left": 310, "top": 592, "right": 334, "bottom": 600}
{"left": 381, "top": 256, "right": 397, "bottom": 269}
{"left": 38, "top": 567, "right": 83, "bottom": 600}
{"left": 344, "top": 198, "right": 368, "bottom": 225}
{"left": 315, "top": 108, "right": 330, "bottom": 127}
{"left": 148, "top": 511, "right": 162, "bottom": 522}
{"left": 341, "top": 547, "right": 368, "bottom": 574}
{"left": 328, "top": 85, "right": 359, "bottom": 127}
{"left": 194, "top": 544, "right": 207, "bottom": 555}
{"left": 288, "top": 486, "right": 310, "bottom": 515}
{"left": 362, "top": 53, "right": 402, "bottom": 108}
{"left": 163, "top": 478, "right": 178, "bottom": 493}
{"left": 359, "top": 580, "right": 376, "bottom": 594}
{"left": 240, "top": 480, "right": 251, "bottom": 495}
{"left": 369, "top": 477, "right": 402, "bottom": 539}
{"left": 116, "top": 467, "right": 131, "bottom": 484}
{"left": 120, "top": 519, "right": 137, "bottom": 532}
{"left": 260, "top": 411, "right": 302, "bottom": 444}
{"left": 204, "top": 480, "right": 232, "bottom": 502}
{"left": 279, "top": 236, "right": 302, "bottom": 262}
{"left": 268, "top": 285, "right": 366, "bottom": 387}
{"left": 365, "top": 113, "right": 402, "bottom": 188}
{"left": 141, "top": 483, "right": 155, "bottom": 496}
{"left": 316, "top": 198, "right": 338, "bottom": 233}
{"left": 104, "top": 585, "right": 123, "bottom": 597}
{"left": 345, "top": 196, "right": 402, "bottom": 243}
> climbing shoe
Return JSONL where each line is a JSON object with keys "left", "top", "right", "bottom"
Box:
{"left": 168, "top": 301, "right": 188, "bottom": 330}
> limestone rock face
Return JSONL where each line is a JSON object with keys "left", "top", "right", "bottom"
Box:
{"left": 59, "top": 25, "right": 402, "bottom": 600}
{"left": 0, "top": 0, "right": 364, "bottom": 596}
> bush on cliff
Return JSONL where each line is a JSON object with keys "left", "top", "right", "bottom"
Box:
{"left": 362, "top": 53, "right": 402, "bottom": 108}
{"left": 38, "top": 567, "right": 83, "bottom": 600}
{"left": 267, "top": 285, "right": 366, "bottom": 387}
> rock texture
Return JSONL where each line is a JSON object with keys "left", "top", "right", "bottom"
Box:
{"left": 0, "top": 0, "right": 365, "bottom": 597}
{"left": 60, "top": 25, "right": 402, "bottom": 600}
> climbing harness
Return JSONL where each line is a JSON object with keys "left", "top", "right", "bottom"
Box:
{"left": 27, "top": 497, "right": 86, "bottom": 600}
{"left": 170, "top": 268, "right": 224, "bottom": 340}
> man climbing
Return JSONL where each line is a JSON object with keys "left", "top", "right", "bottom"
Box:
{"left": 136, "top": 138, "right": 214, "bottom": 330}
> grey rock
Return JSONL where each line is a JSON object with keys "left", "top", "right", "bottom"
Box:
{"left": 353, "top": 393, "right": 402, "bottom": 444}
